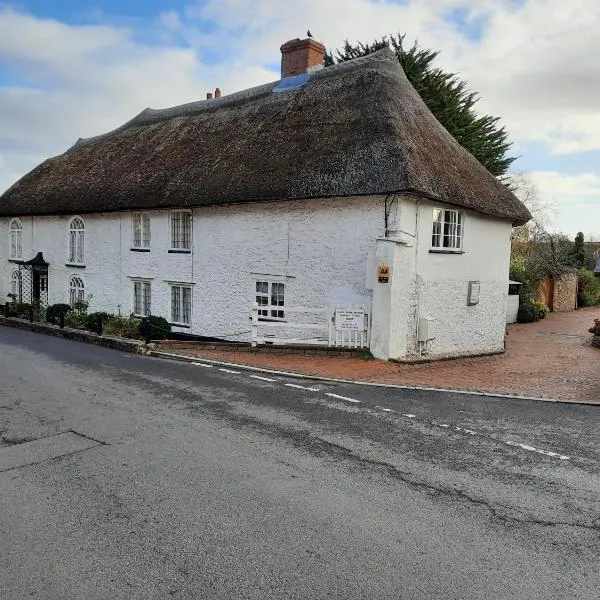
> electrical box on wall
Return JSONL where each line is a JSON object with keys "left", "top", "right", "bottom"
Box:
{"left": 467, "top": 281, "right": 481, "bottom": 306}
{"left": 417, "top": 317, "right": 436, "bottom": 342}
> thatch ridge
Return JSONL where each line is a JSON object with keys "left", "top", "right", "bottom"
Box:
{"left": 0, "top": 48, "right": 530, "bottom": 225}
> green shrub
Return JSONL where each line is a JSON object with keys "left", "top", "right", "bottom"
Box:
{"left": 46, "top": 303, "right": 72, "bottom": 324}
{"left": 517, "top": 301, "right": 538, "bottom": 323}
{"left": 578, "top": 268, "right": 600, "bottom": 307}
{"left": 64, "top": 312, "right": 88, "bottom": 329}
{"left": 7, "top": 301, "right": 32, "bottom": 319}
{"left": 103, "top": 316, "right": 141, "bottom": 339}
{"left": 147, "top": 315, "right": 171, "bottom": 340}
{"left": 83, "top": 312, "right": 113, "bottom": 333}
{"left": 532, "top": 300, "right": 550, "bottom": 320}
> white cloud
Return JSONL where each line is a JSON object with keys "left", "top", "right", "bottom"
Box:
{"left": 528, "top": 171, "right": 600, "bottom": 238}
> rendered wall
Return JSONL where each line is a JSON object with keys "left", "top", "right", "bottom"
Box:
{"left": 0, "top": 196, "right": 383, "bottom": 339}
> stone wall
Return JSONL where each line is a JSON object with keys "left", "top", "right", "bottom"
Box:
{"left": 552, "top": 272, "right": 578, "bottom": 312}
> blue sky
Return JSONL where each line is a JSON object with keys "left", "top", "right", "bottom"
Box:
{"left": 1, "top": 0, "right": 599, "bottom": 238}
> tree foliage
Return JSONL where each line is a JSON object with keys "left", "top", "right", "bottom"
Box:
{"left": 325, "top": 34, "right": 515, "bottom": 176}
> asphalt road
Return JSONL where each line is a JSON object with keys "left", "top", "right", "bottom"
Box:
{"left": 1, "top": 326, "right": 599, "bottom": 599}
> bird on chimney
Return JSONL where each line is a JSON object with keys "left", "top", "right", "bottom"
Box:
{"left": 307, "top": 30, "right": 313, "bottom": 38}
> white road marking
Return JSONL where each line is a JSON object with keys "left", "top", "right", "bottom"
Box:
{"left": 439, "top": 423, "right": 449, "bottom": 428}
{"left": 504, "top": 440, "right": 569, "bottom": 460}
{"left": 192, "top": 362, "right": 213, "bottom": 368}
{"left": 249, "top": 375, "right": 277, "bottom": 382}
{"left": 402, "top": 413, "right": 416, "bottom": 418}
{"left": 381, "top": 408, "right": 394, "bottom": 413}
{"left": 285, "top": 383, "right": 321, "bottom": 391}
{"left": 218, "top": 368, "right": 240, "bottom": 374}
{"left": 325, "top": 392, "right": 361, "bottom": 404}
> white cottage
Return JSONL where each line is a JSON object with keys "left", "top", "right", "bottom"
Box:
{"left": 0, "top": 39, "right": 530, "bottom": 360}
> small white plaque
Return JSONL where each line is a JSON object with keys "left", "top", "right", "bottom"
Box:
{"left": 468, "top": 281, "right": 481, "bottom": 306}
{"left": 335, "top": 309, "right": 365, "bottom": 331}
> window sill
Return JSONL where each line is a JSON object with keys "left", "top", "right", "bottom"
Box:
{"left": 168, "top": 249, "right": 191, "bottom": 254}
{"left": 7, "top": 258, "right": 22, "bottom": 263}
{"left": 170, "top": 322, "right": 191, "bottom": 328}
{"left": 130, "top": 248, "right": 150, "bottom": 253}
{"left": 257, "top": 317, "right": 287, "bottom": 323}
{"left": 428, "top": 249, "right": 464, "bottom": 255}
{"left": 65, "top": 262, "right": 86, "bottom": 268}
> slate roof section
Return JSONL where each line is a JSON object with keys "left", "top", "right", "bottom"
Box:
{"left": 0, "top": 48, "right": 531, "bottom": 225}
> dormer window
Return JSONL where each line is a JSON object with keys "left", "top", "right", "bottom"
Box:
{"left": 68, "top": 217, "right": 85, "bottom": 264}
{"left": 9, "top": 218, "right": 22, "bottom": 259}
{"left": 431, "top": 208, "right": 463, "bottom": 251}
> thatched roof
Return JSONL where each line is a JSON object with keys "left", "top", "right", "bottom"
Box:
{"left": 0, "top": 49, "right": 530, "bottom": 225}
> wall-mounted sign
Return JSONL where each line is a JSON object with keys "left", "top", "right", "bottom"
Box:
{"left": 335, "top": 309, "right": 365, "bottom": 331}
{"left": 467, "top": 281, "right": 481, "bottom": 306}
{"left": 377, "top": 265, "right": 390, "bottom": 283}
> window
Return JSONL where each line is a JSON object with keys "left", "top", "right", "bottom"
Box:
{"left": 9, "top": 219, "right": 22, "bottom": 259}
{"left": 68, "top": 217, "right": 85, "bottom": 263}
{"left": 69, "top": 276, "right": 85, "bottom": 307}
{"left": 133, "top": 213, "right": 151, "bottom": 249}
{"left": 256, "top": 281, "right": 285, "bottom": 320}
{"left": 9, "top": 270, "right": 21, "bottom": 298}
{"left": 133, "top": 280, "right": 151, "bottom": 317}
{"left": 431, "top": 208, "right": 463, "bottom": 250}
{"left": 170, "top": 211, "right": 192, "bottom": 250}
{"left": 171, "top": 284, "right": 192, "bottom": 325}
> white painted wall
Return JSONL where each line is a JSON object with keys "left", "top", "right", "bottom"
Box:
{"left": 0, "top": 196, "right": 383, "bottom": 338}
{"left": 0, "top": 192, "right": 513, "bottom": 358}
{"left": 371, "top": 194, "right": 512, "bottom": 359}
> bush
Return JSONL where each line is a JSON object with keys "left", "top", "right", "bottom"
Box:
{"left": 103, "top": 316, "right": 141, "bottom": 339}
{"left": 578, "top": 268, "right": 600, "bottom": 307}
{"left": 517, "top": 301, "right": 538, "bottom": 323}
{"left": 532, "top": 300, "right": 550, "bottom": 320}
{"left": 83, "top": 312, "right": 113, "bottom": 333}
{"left": 46, "top": 303, "right": 72, "bottom": 324}
{"left": 147, "top": 315, "right": 171, "bottom": 340}
{"left": 589, "top": 319, "right": 600, "bottom": 336}
{"left": 7, "top": 301, "right": 32, "bottom": 319}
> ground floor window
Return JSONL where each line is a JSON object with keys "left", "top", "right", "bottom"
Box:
{"left": 9, "top": 270, "right": 21, "bottom": 298}
{"left": 69, "top": 276, "right": 85, "bottom": 307}
{"left": 256, "top": 280, "right": 285, "bottom": 320}
{"left": 170, "top": 284, "right": 192, "bottom": 325}
{"left": 133, "top": 280, "right": 151, "bottom": 317}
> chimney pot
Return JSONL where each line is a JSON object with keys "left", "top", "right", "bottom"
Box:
{"left": 215, "top": 87, "right": 221, "bottom": 98}
{"left": 206, "top": 92, "right": 213, "bottom": 100}
{"left": 280, "top": 37, "right": 326, "bottom": 79}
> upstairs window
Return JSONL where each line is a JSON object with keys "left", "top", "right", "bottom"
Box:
{"left": 133, "top": 280, "right": 151, "bottom": 317}
{"left": 170, "top": 211, "right": 192, "bottom": 251}
{"left": 133, "top": 213, "right": 151, "bottom": 249}
{"left": 431, "top": 208, "right": 463, "bottom": 251}
{"left": 68, "top": 217, "right": 85, "bottom": 264}
{"left": 69, "top": 276, "right": 85, "bottom": 307}
{"left": 9, "top": 219, "right": 22, "bottom": 259}
{"left": 171, "top": 284, "right": 192, "bottom": 326}
{"left": 256, "top": 281, "right": 285, "bottom": 320}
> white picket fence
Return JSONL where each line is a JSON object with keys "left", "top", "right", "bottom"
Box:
{"left": 250, "top": 303, "right": 370, "bottom": 349}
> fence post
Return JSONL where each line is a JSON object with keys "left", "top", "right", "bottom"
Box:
{"left": 28, "top": 307, "right": 33, "bottom": 323}
{"left": 59, "top": 312, "right": 65, "bottom": 329}
{"left": 251, "top": 303, "right": 259, "bottom": 347}
{"left": 97, "top": 315, "right": 103, "bottom": 336}
{"left": 4, "top": 302, "right": 8, "bottom": 318}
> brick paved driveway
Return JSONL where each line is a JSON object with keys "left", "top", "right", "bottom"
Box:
{"left": 168, "top": 307, "right": 600, "bottom": 403}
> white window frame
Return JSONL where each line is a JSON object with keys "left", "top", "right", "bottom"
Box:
{"left": 9, "top": 218, "right": 23, "bottom": 259}
{"left": 431, "top": 208, "right": 463, "bottom": 251}
{"left": 255, "top": 280, "right": 285, "bottom": 321}
{"left": 9, "top": 269, "right": 21, "bottom": 298}
{"left": 68, "top": 217, "right": 85, "bottom": 264}
{"left": 69, "top": 276, "right": 85, "bottom": 307}
{"left": 170, "top": 284, "right": 192, "bottom": 326}
{"left": 132, "top": 279, "right": 152, "bottom": 317}
{"left": 169, "top": 211, "right": 192, "bottom": 251}
{"left": 132, "top": 213, "right": 151, "bottom": 249}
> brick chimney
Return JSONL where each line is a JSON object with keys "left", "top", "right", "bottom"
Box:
{"left": 280, "top": 38, "right": 326, "bottom": 78}
{"left": 214, "top": 87, "right": 221, "bottom": 98}
{"left": 206, "top": 92, "right": 213, "bottom": 100}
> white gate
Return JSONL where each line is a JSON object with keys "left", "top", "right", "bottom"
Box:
{"left": 250, "top": 304, "right": 370, "bottom": 349}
